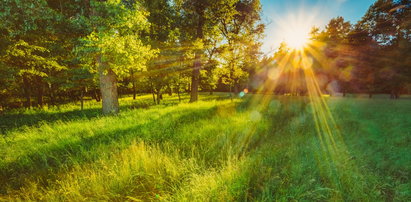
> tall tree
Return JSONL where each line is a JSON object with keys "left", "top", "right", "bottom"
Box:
{"left": 213, "top": 0, "right": 264, "bottom": 95}
{"left": 0, "top": 0, "right": 66, "bottom": 108}
{"left": 357, "top": 0, "right": 411, "bottom": 98}
{"left": 179, "top": 0, "right": 219, "bottom": 102}
{"left": 78, "top": 0, "right": 156, "bottom": 114}
{"left": 141, "top": 0, "right": 181, "bottom": 104}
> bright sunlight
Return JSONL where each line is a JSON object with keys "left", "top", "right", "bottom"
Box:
{"left": 2, "top": 1, "right": 410, "bottom": 201}
{"left": 283, "top": 27, "right": 310, "bottom": 49}
{"left": 273, "top": 9, "right": 318, "bottom": 50}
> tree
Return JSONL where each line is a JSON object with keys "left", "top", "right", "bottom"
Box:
{"left": 2, "top": 40, "right": 65, "bottom": 108}
{"left": 312, "top": 17, "right": 354, "bottom": 95}
{"left": 141, "top": 0, "right": 181, "bottom": 104}
{"left": 200, "top": 25, "right": 223, "bottom": 95}
{"left": 0, "top": 61, "right": 17, "bottom": 110}
{"left": 177, "top": 0, "right": 206, "bottom": 102}
{"left": 357, "top": 0, "right": 411, "bottom": 98}
{"left": 323, "top": 16, "right": 352, "bottom": 43}
{"left": 78, "top": 0, "right": 157, "bottom": 114}
{"left": 213, "top": 0, "right": 264, "bottom": 96}
{"left": 0, "top": 0, "right": 67, "bottom": 108}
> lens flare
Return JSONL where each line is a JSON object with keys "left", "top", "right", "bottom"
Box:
{"left": 270, "top": 8, "right": 319, "bottom": 51}
{"left": 283, "top": 27, "right": 310, "bottom": 49}
{"left": 248, "top": 24, "right": 365, "bottom": 199}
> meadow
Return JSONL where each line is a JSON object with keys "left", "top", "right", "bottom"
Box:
{"left": 0, "top": 93, "right": 410, "bottom": 201}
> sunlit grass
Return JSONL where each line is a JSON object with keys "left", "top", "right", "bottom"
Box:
{"left": 0, "top": 94, "right": 410, "bottom": 201}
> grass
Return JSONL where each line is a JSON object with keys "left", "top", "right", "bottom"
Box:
{"left": 0, "top": 93, "right": 410, "bottom": 201}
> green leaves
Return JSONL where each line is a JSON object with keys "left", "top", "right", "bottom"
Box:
{"left": 77, "top": 0, "right": 157, "bottom": 78}
{"left": 3, "top": 40, "right": 65, "bottom": 77}
{"left": 0, "top": 0, "right": 58, "bottom": 38}
{"left": 89, "top": 0, "right": 149, "bottom": 34}
{"left": 210, "top": 0, "right": 263, "bottom": 87}
{"left": 91, "top": 32, "right": 157, "bottom": 76}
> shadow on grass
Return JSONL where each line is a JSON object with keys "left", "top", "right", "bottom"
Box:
{"left": 0, "top": 104, "right": 220, "bottom": 194}
{"left": 0, "top": 108, "right": 102, "bottom": 134}
{"left": 0, "top": 100, "right": 167, "bottom": 135}
{"left": 0, "top": 94, "right": 233, "bottom": 135}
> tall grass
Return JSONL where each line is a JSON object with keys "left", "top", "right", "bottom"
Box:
{"left": 0, "top": 94, "right": 410, "bottom": 201}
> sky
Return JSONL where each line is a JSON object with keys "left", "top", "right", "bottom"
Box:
{"left": 260, "top": 0, "right": 376, "bottom": 55}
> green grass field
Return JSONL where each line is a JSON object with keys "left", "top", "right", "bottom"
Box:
{"left": 0, "top": 93, "right": 410, "bottom": 201}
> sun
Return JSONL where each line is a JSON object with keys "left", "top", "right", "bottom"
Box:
{"left": 282, "top": 25, "right": 311, "bottom": 50}
{"left": 283, "top": 28, "right": 310, "bottom": 50}
{"left": 273, "top": 10, "right": 317, "bottom": 51}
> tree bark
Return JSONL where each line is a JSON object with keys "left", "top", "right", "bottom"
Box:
{"left": 37, "top": 79, "right": 43, "bottom": 108}
{"left": 177, "top": 87, "right": 181, "bottom": 102}
{"left": 131, "top": 69, "right": 136, "bottom": 100}
{"left": 49, "top": 83, "right": 55, "bottom": 106}
{"left": 97, "top": 56, "right": 119, "bottom": 114}
{"left": 190, "top": 55, "right": 201, "bottom": 102}
{"left": 80, "top": 87, "right": 84, "bottom": 111}
{"left": 22, "top": 76, "right": 31, "bottom": 108}
{"left": 229, "top": 85, "right": 233, "bottom": 101}
{"left": 92, "top": 89, "right": 101, "bottom": 102}
{"left": 189, "top": 12, "right": 204, "bottom": 103}
{"left": 233, "top": 83, "right": 239, "bottom": 94}
{"left": 167, "top": 84, "right": 172, "bottom": 96}
{"left": 150, "top": 80, "right": 156, "bottom": 104}
{"left": 132, "top": 80, "right": 136, "bottom": 100}
{"left": 152, "top": 91, "right": 156, "bottom": 104}
{"left": 156, "top": 90, "right": 161, "bottom": 105}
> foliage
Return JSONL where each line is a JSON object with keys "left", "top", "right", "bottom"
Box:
{"left": 77, "top": 0, "right": 157, "bottom": 77}
{"left": 266, "top": 1, "right": 411, "bottom": 97}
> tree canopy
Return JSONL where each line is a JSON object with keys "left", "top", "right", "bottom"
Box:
{"left": 0, "top": 0, "right": 409, "bottom": 113}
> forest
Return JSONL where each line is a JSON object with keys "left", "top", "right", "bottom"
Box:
{"left": 0, "top": 0, "right": 410, "bottom": 201}
{"left": 0, "top": 0, "right": 409, "bottom": 113}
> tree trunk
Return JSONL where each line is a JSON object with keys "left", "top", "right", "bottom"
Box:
{"left": 156, "top": 91, "right": 161, "bottom": 105}
{"left": 229, "top": 85, "right": 233, "bottom": 101}
{"left": 190, "top": 56, "right": 200, "bottom": 102}
{"left": 97, "top": 56, "right": 119, "bottom": 114}
{"left": 57, "top": 94, "right": 63, "bottom": 105}
{"left": 190, "top": 12, "right": 204, "bottom": 103}
{"left": 49, "top": 83, "right": 55, "bottom": 106}
{"left": 150, "top": 81, "right": 156, "bottom": 104}
{"left": 22, "top": 76, "right": 31, "bottom": 108}
{"left": 93, "top": 89, "right": 101, "bottom": 102}
{"left": 233, "top": 84, "right": 239, "bottom": 94}
{"left": 131, "top": 69, "right": 136, "bottom": 100}
{"left": 132, "top": 80, "right": 136, "bottom": 100}
{"left": 177, "top": 87, "right": 181, "bottom": 102}
{"left": 167, "top": 85, "right": 172, "bottom": 96}
{"left": 80, "top": 87, "right": 84, "bottom": 111}
{"left": 37, "top": 80, "right": 43, "bottom": 108}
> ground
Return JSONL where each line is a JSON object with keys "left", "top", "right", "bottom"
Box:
{"left": 0, "top": 93, "right": 410, "bottom": 201}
